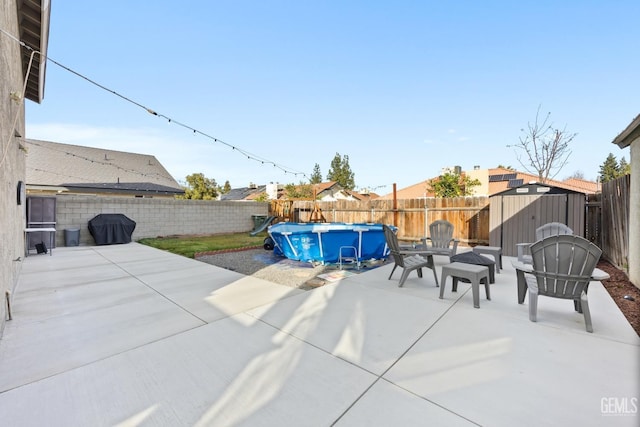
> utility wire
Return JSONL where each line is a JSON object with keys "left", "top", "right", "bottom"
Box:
{"left": 0, "top": 27, "right": 309, "bottom": 180}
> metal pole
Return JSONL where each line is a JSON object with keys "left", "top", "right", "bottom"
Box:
{"left": 424, "top": 205, "right": 428, "bottom": 237}
{"left": 393, "top": 183, "right": 398, "bottom": 227}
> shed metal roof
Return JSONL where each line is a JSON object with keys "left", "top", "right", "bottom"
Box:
{"left": 491, "top": 182, "right": 586, "bottom": 197}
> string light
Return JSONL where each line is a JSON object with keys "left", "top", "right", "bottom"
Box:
{"left": 28, "top": 166, "right": 101, "bottom": 182}
{"left": 26, "top": 140, "right": 175, "bottom": 181}
{"left": 0, "top": 27, "right": 309, "bottom": 181}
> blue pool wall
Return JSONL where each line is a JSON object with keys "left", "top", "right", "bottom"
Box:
{"left": 267, "top": 222, "right": 393, "bottom": 264}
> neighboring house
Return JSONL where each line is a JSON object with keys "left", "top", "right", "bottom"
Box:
{"left": 25, "top": 139, "right": 184, "bottom": 198}
{"left": 310, "top": 181, "right": 343, "bottom": 199}
{"left": 308, "top": 181, "right": 378, "bottom": 201}
{"left": 378, "top": 179, "right": 434, "bottom": 200}
{"left": 346, "top": 190, "right": 380, "bottom": 201}
{"left": 612, "top": 114, "right": 639, "bottom": 288}
{"left": 467, "top": 167, "right": 600, "bottom": 196}
{"left": 220, "top": 181, "right": 378, "bottom": 202}
{"left": 318, "top": 188, "right": 378, "bottom": 201}
{"left": 219, "top": 183, "right": 265, "bottom": 201}
{"left": 1, "top": 0, "right": 51, "bottom": 330}
{"left": 379, "top": 167, "right": 600, "bottom": 199}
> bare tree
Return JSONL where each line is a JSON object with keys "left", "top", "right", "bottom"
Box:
{"left": 509, "top": 106, "right": 577, "bottom": 183}
{"left": 565, "top": 170, "right": 585, "bottom": 180}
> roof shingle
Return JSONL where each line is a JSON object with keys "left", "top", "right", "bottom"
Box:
{"left": 26, "top": 139, "right": 182, "bottom": 192}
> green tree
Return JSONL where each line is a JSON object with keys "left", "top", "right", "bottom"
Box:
{"left": 497, "top": 164, "right": 515, "bottom": 170}
{"left": 428, "top": 172, "right": 481, "bottom": 198}
{"left": 310, "top": 163, "right": 323, "bottom": 184}
{"left": 599, "top": 153, "right": 620, "bottom": 183}
{"left": 179, "top": 173, "right": 218, "bottom": 200}
{"left": 221, "top": 180, "right": 231, "bottom": 194}
{"left": 254, "top": 192, "right": 268, "bottom": 202}
{"left": 284, "top": 182, "right": 314, "bottom": 199}
{"left": 326, "top": 152, "right": 355, "bottom": 190}
{"left": 619, "top": 156, "right": 631, "bottom": 176}
{"left": 508, "top": 106, "right": 577, "bottom": 182}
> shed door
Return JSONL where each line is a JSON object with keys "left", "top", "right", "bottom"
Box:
{"left": 499, "top": 194, "right": 567, "bottom": 256}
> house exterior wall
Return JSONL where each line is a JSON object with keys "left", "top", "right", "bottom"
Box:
{"left": 628, "top": 139, "right": 639, "bottom": 287}
{"left": 1, "top": 1, "right": 29, "bottom": 332}
{"left": 466, "top": 169, "right": 489, "bottom": 195}
{"left": 54, "top": 196, "right": 268, "bottom": 246}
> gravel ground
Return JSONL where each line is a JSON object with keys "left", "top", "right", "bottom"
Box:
{"left": 196, "top": 248, "right": 389, "bottom": 290}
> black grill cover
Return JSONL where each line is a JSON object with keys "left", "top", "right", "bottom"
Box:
{"left": 88, "top": 214, "right": 136, "bottom": 245}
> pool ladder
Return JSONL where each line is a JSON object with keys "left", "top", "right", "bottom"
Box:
{"left": 339, "top": 246, "right": 361, "bottom": 270}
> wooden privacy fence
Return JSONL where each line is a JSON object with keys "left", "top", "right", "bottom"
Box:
{"left": 269, "top": 178, "right": 630, "bottom": 268}
{"left": 597, "top": 175, "right": 630, "bottom": 270}
{"left": 270, "top": 197, "right": 490, "bottom": 245}
{"left": 585, "top": 194, "right": 602, "bottom": 248}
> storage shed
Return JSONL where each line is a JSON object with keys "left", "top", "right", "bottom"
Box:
{"left": 489, "top": 183, "right": 587, "bottom": 256}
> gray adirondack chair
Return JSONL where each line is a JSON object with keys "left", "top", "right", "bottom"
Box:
{"left": 420, "top": 220, "right": 459, "bottom": 261}
{"left": 383, "top": 225, "right": 438, "bottom": 287}
{"left": 527, "top": 234, "right": 602, "bottom": 332}
{"left": 517, "top": 222, "right": 573, "bottom": 263}
{"left": 536, "top": 222, "right": 573, "bottom": 239}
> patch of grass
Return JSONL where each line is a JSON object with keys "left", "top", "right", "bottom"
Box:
{"left": 138, "top": 232, "right": 268, "bottom": 258}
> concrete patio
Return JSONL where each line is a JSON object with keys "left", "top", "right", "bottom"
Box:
{"left": 0, "top": 243, "right": 638, "bottom": 426}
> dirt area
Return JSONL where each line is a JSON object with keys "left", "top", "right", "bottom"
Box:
{"left": 597, "top": 260, "right": 640, "bottom": 336}
{"left": 196, "top": 248, "right": 389, "bottom": 290}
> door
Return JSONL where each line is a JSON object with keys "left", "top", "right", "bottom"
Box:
{"left": 26, "top": 197, "right": 57, "bottom": 249}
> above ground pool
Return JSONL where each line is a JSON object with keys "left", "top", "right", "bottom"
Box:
{"left": 267, "top": 222, "right": 393, "bottom": 264}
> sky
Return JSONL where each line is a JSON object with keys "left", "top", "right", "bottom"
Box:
{"left": 22, "top": 0, "right": 638, "bottom": 194}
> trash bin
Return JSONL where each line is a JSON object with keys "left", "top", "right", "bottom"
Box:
{"left": 252, "top": 215, "right": 268, "bottom": 230}
{"left": 64, "top": 228, "right": 80, "bottom": 246}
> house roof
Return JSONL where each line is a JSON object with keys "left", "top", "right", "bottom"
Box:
{"left": 25, "top": 139, "right": 183, "bottom": 194}
{"left": 348, "top": 191, "right": 380, "bottom": 201}
{"left": 220, "top": 181, "right": 372, "bottom": 201}
{"left": 312, "top": 181, "right": 340, "bottom": 194}
{"left": 220, "top": 186, "right": 266, "bottom": 201}
{"left": 486, "top": 168, "right": 600, "bottom": 195}
{"left": 612, "top": 114, "right": 640, "bottom": 149}
{"left": 379, "top": 167, "right": 600, "bottom": 199}
{"left": 18, "top": 0, "right": 51, "bottom": 103}
{"left": 61, "top": 182, "right": 184, "bottom": 196}
{"left": 376, "top": 180, "right": 434, "bottom": 200}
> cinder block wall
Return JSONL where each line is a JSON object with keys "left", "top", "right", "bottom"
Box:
{"left": 1, "top": 0, "right": 28, "bottom": 332}
{"left": 54, "top": 196, "right": 269, "bottom": 246}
